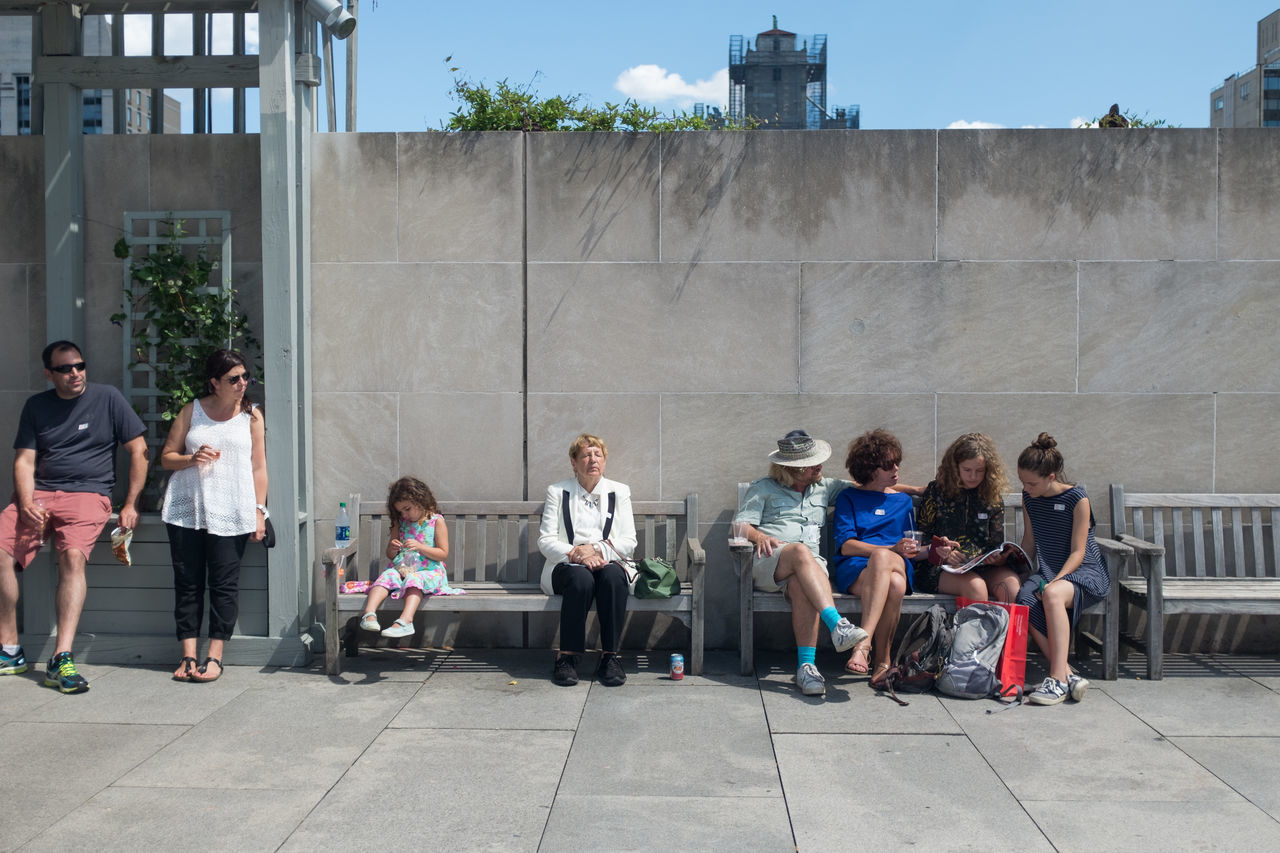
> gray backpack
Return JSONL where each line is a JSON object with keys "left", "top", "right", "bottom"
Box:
{"left": 936, "top": 603, "right": 1008, "bottom": 699}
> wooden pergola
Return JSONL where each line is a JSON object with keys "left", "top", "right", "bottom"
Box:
{"left": 1, "top": 0, "right": 352, "bottom": 661}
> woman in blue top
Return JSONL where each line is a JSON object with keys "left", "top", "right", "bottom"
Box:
{"left": 1015, "top": 433, "right": 1110, "bottom": 706}
{"left": 830, "top": 429, "right": 916, "bottom": 685}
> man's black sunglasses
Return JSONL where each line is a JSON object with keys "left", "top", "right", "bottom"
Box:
{"left": 49, "top": 362, "right": 87, "bottom": 375}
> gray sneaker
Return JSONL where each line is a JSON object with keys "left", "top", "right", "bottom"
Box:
{"left": 1028, "top": 676, "right": 1068, "bottom": 706}
{"left": 830, "top": 618, "right": 869, "bottom": 653}
{"left": 794, "top": 663, "right": 826, "bottom": 696}
{"left": 1067, "top": 672, "right": 1089, "bottom": 702}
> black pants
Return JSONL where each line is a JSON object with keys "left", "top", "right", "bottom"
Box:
{"left": 551, "top": 562, "right": 628, "bottom": 655}
{"left": 167, "top": 524, "right": 249, "bottom": 641}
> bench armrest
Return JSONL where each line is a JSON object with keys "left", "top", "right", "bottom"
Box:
{"left": 1095, "top": 536, "right": 1133, "bottom": 559}
{"left": 686, "top": 536, "right": 705, "bottom": 571}
{"left": 1115, "top": 533, "right": 1165, "bottom": 558}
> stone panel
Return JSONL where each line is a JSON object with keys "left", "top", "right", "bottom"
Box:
{"left": 0, "top": 265, "right": 30, "bottom": 391}
{"left": 311, "top": 133, "right": 398, "bottom": 263}
{"left": 661, "top": 130, "right": 936, "bottom": 262}
{"left": 1219, "top": 129, "right": 1280, "bottom": 260}
{"left": 398, "top": 392, "right": 525, "bottom": 501}
{"left": 83, "top": 262, "right": 127, "bottom": 388}
{"left": 311, "top": 391, "right": 399, "bottom": 520}
{"left": 311, "top": 262, "right": 522, "bottom": 392}
{"left": 147, "top": 134, "right": 262, "bottom": 262}
{"left": 527, "top": 262, "right": 798, "bottom": 393}
{"left": 801, "top": 261, "right": 1077, "bottom": 393}
{"left": 527, "top": 393, "right": 661, "bottom": 500}
{"left": 1214, "top": 394, "right": 1280, "bottom": 492}
{"left": 938, "top": 393, "right": 1217, "bottom": 526}
{"left": 0, "top": 137, "right": 44, "bottom": 263}
{"left": 26, "top": 265, "right": 46, "bottom": 389}
{"left": 1079, "top": 261, "right": 1280, "bottom": 393}
{"left": 526, "top": 133, "right": 659, "bottom": 262}
{"left": 938, "top": 129, "right": 1216, "bottom": 260}
{"left": 83, "top": 135, "right": 150, "bottom": 265}
{"left": 661, "top": 393, "right": 937, "bottom": 526}
{"left": 396, "top": 132, "right": 522, "bottom": 262}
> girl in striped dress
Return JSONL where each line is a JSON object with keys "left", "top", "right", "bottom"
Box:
{"left": 1015, "top": 433, "right": 1110, "bottom": 706}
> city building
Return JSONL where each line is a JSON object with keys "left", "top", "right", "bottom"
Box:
{"left": 0, "top": 14, "right": 178, "bottom": 135}
{"left": 729, "top": 17, "right": 857, "bottom": 130}
{"left": 1210, "top": 8, "right": 1280, "bottom": 128}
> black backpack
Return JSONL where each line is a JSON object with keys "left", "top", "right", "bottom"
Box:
{"left": 875, "top": 605, "right": 953, "bottom": 706}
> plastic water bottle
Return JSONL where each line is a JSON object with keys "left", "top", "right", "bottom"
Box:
{"left": 335, "top": 502, "right": 351, "bottom": 550}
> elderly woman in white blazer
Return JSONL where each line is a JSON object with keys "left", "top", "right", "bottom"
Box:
{"left": 538, "top": 433, "right": 637, "bottom": 688}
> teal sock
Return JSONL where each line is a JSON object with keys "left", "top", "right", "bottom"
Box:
{"left": 819, "top": 607, "right": 842, "bottom": 631}
{"left": 797, "top": 646, "right": 816, "bottom": 668}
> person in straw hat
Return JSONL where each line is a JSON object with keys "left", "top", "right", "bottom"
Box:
{"left": 734, "top": 430, "right": 870, "bottom": 697}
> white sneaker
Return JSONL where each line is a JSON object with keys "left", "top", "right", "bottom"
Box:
{"left": 381, "top": 619, "right": 414, "bottom": 638}
{"left": 359, "top": 613, "right": 381, "bottom": 633}
{"left": 1028, "top": 676, "right": 1068, "bottom": 706}
{"left": 830, "top": 618, "right": 869, "bottom": 653}
{"left": 794, "top": 663, "right": 826, "bottom": 696}
{"left": 1067, "top": 672, "right": 1089, "bottom": 702}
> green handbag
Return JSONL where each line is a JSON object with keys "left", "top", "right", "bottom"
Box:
{"left": 632, "top": 557, "right": 680, "bottom": 599}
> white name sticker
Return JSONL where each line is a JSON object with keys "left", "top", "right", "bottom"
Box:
{"left": 977, "top": 513, "right": 989, "bottom": 520}
{"left": 874, "top": 508, "right": 886, "bottom": 516}
{"left": 78, "top": 423, "right": 89, "bottom": 430}
{"left": 1054, "top": 503, "right": 1066, "bottom": 512}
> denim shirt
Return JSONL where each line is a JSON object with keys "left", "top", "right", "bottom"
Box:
{"left": 734, "top": 476, "right": 851, "bottom": 558}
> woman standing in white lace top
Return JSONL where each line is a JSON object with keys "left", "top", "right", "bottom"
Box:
{"left": 160, "top": 350, "right": 267, "bottom": 683}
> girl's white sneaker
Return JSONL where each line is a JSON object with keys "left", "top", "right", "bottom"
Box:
{"left": 381, "top": 619, "right": 414, "bottom": 638}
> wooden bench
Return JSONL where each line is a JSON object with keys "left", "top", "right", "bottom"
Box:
{"left": 1109, "top": 485, "right": 1279, "bottom": 681}
{"left": 319, "top": 495, "right": 704, "bottom": 677}
{"left": 736, "top": 491, "right": 1129, "bottom": 680}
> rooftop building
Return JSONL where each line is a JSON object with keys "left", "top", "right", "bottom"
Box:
{"left": 1209, "top": 8, "right": 1280, "bottom": 128}
{"left": 728, "top": 17, "right": 856, "bottom": 130}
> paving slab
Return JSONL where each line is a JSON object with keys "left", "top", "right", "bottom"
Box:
{"left": 1023, "top": 799, "right": 1280, "bottom": 852}
{"left": 954, "top": 688, "right": 1241, "bottom": 802}
{"left": 0, "top": 721, "right": 187, "bottom": 852}
{"left": 281, "top": 728, "right": 569, "bottom": 852}
{"left": 0, "top": 669, "right": 63, "bottom": 717}
{"left": 773, "top": 732, "right": 1052, "bottom": 850}
{"left": 757, "top": 654, "right": 965, "bottom": 734}
{"left": 17, "top": 785, "right": 324, "bottom": 853}
{"left": 542, "top": 793, "right": 795, "bottom": 851}
{"left": 560, "top": 682, "right": 780, "bottom": 798}
{"left": 1169, "top": 735, "right": 1280, "bottom": 816}
{"left": 1100, "top": 670, "right": 1280, "bottom": 736}
{"left": 117, "top": 682, "right": 421, "bottom": 790}
{"left": 14, "top": 665, "right": 252, "bottom": 725}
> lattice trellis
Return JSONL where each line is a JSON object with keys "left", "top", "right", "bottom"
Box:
{"left": 119, "top": 210, "right": 233, "bottom": 456}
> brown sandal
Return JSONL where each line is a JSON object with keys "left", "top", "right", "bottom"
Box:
{"left": 845, "top": 641, "right": 872, "bottom": 674}
{"left": 868, "top": 662, "right": 893, "bottom": 689}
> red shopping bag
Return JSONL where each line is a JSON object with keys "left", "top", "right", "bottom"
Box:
{"left": 956, "top": 597, "right": 1028, "bottom": 691}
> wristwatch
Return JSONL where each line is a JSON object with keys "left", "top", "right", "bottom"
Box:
{"left": 255, "top": 504, "right": 270, "bottom": 519}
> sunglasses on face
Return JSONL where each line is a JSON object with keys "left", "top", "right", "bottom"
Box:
{"left": 223, "top": 373, "right": 250, "bottom": 385}
{"left": 50, "top": 362, "right": 87, "bottom": 375}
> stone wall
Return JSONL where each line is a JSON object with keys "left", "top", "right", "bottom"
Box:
{"left": 3, "top": 128, "right": 1277, "bottom": 652}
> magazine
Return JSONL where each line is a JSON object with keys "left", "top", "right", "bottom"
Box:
{"left": 938, "top": 541, "right": 1032, "bottom": 575}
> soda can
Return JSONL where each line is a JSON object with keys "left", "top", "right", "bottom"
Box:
{"left": 669, "top": 653, "right": 685, "bottom": 680}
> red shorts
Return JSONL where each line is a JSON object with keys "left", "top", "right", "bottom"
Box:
{"left": 0, "top": 490, "right": 112, "bottom": 570}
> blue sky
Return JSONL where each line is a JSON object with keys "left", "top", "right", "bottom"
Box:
{"left": 127, "top": 1, "right": 1277, "bottom": 131}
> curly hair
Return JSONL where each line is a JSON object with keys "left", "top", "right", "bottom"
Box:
{"left": 845, "top": 429, "right": 902, "bottom": 485}
{"left": 568, "top": 433, "right": 608, "bottom": 461}
{"left": 1017, "top": 432, "right": 1066, "bottom": 479}
{"left": 386, "top": 476, "right": 440, "bottom": 526}
{"left": 936, "top": 433, "right": 1008, "bottom": 505}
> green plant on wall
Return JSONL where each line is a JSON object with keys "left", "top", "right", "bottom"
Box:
{"left": 111, "top": 222, "right": 260, "bottom": 429}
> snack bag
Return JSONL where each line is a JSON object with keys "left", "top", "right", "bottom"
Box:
{"left": 110, "top": 526, "right": 134, "bottom": 566}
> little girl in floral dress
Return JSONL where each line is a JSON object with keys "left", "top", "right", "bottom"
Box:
{"left": 359, "top": 476, "right": 462, "bottom": 639}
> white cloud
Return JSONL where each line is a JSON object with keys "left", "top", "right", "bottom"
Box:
{"left": 946, "top": 119, "right": 1005, "bottom": 130}
{"left": 1069, "top": 116, "right": 1091, "bottom": 128}
{"left": 614, "top": 65, "right": 727, "bottom": 108}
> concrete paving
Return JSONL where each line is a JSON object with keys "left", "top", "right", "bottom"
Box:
{"left": 2, "top": 648, "right": 1279, "bottom": 852}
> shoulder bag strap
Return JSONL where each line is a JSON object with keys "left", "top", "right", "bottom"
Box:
{"left": 561, "top": 489, "right": 574, "bottom": 543}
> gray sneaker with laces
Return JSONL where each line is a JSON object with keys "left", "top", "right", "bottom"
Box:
{"left": 794, "top": 662, "right": 826, "bottom": 696}
{"left": 829, "top": 618, "right": 869, "bottom": 653}
{"left": 1028, "top": 676, "right": 1068, "bottom": 705}
{"left": 1067, "top": 672, "right": 1089, "bottom": 701}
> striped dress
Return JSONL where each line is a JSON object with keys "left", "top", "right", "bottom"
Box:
{"left": 1016, "top": 485, "right": 1110, "bottom": 635}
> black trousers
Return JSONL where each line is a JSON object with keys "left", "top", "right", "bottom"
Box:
{"left": 551, "top": 562, "right": 628, "bottom": 655}
{"left": 167, "top": 523, "right": 249, "bottom": 641}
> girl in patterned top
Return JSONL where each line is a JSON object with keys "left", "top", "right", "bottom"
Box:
{"left": 1015, "top": 434, "right": 1110, "bottom": 706}
{"left": 358, "top": 476, "right": 459, "bottom": 640}
{"left": 916, "top": 433, "right": 1023, "bottom": 603}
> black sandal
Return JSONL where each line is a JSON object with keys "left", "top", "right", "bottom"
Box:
{"left": 172, "top": 656, "right": 198, "bottom": 682}
{"left": 191, "top": 657, "right": 223, "bottom": 683}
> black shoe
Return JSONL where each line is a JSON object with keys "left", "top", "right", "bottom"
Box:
{"left": 597, "top": 653, "right": 627, "bottom": 687}
{"left": 552, "top": 654, "right": 580, "bottom": 686}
